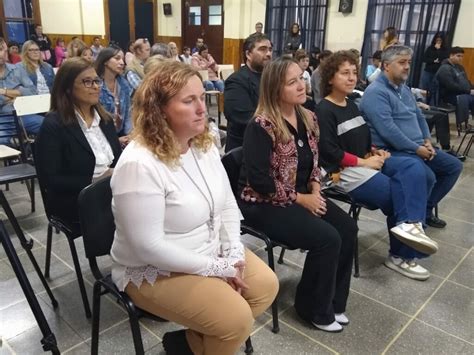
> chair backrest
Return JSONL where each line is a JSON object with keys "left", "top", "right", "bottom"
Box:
{"left": 0, "top": 112, "right": 30, "bottom": 161}
{"left": 78, "top": 176, "right": 115, "bottom": 260}
{"left": 221, "top": 146, "right": 243, "bottom": 198}
{"left": 221, "top": 68, "right": 234, "bottom": 81}
{"left": 13, "top": 94, "right": 51, "bottom": 117}
{"left": 198, "top": 69, "right": 209, "bottom": 81}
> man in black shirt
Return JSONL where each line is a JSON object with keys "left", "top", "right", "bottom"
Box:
{"left": 224, "top": 34, "right": 272, "bottom": 152}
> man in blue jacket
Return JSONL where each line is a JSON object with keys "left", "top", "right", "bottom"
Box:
{"left": 360, "top": 45, "right": 462, "bottom": 231}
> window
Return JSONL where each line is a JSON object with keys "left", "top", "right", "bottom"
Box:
{"left": 265, "top": 0, "right": 328, "bottom": 56}
{"left": 188, "top": 6, "right": 201, "bottom": 26}
{"left": 361, "top": 0, "right": 461, "bottom": 86}
{"left": 208, "top": 5, "right": 222, "bottom": 26}
{"left": 1, "top": 0, "right": 39, "bottom": 43}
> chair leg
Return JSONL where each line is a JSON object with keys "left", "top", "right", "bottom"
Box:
{"left": 67, "top": 236, "right": 91, "bottom": 318}
{"left": 244, "top": 336, "right": 254, "bottom": 354}
{"left": 122, "top": 298, "right": 145, "bottom": 355}
{"left": 353, "top": 235, "right": 360, "bottom": 278}
{"left": 455, "top": 132, "right": 469, "bottom": 154}
{"left": 265, "top": 245, "right": 280, "bottom": 333}
{"left": 44, "top": 224, "right": 53, "bottom": 279}
{"left": 277, "top": 247, "right": 286, "bottom": 264}
{"left": 434, "top": 204, "right": 439, "bottom": 218}
{"left": 91, "top": 282, "right": 102, "bottom": 355}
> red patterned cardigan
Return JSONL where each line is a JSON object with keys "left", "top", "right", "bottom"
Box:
{"left": 240, "top": 110, "right": 321, "bottom": 207}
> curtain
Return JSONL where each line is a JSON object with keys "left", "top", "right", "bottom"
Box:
{"left": 361, "top": 0, "right": 461, "bottom": 86}
{"left": 265, "top": 0, "right": 328, "bottom": 57}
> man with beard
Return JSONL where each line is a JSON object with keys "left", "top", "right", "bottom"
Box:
{"left": 224, "top": 33, "right": 272, "bottom": 151}
{"left": 360, "top": 45, "right": 462, "bottom": 229}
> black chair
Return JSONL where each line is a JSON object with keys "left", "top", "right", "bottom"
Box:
{"left": 0, "top": 112, "right": 36, "bottom": 213}
{"left": 78, "top": 177, "right": 254, "bottom": 354}
{"left": 221, "top": 147, "right": 298, "bottom": 334}
{"left": 33, "top": 148, "right": 91, "bottom": 318}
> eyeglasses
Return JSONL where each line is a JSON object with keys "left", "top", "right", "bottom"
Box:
{"left": 81, "top": 78, "right": 103, "bottom": 88}
{"left": 28, "top": 48, "right": 40, "bottom": 52}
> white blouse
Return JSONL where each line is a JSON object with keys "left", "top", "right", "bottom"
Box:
{"left": 110, "top": 141, "right": 245, "bottom": 291}
{"left": 35, "top": 68, "right": 50, "bottom": 94}
{"left": 76, "top": 109, "right": 114, "bottom": 178}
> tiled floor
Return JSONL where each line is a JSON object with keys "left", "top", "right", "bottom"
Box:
{"left": 0, "top": 116, "right": 473, "bottom": 354}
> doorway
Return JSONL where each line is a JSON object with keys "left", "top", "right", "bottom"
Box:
{"left": 134, "top": 0, "right": 155, "bottom": 42}
{"left": 182, "top": 0, "right": 224, "bottom": 63}
{"left": 107, "top": 0, "right": 130, "bottom": 50}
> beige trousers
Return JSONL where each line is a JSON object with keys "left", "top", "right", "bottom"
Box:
{"left": 126, "top": 249, "right": 279, "bottom": 355}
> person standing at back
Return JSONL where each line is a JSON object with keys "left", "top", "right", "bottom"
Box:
{"left": 30, "top": 24, "right": 54, "bottom": 66}
{"left": 224, "top": 34, "right": 272, "bottom": 151}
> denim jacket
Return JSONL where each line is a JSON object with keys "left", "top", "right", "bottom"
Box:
{"left": 16, "top": 62, "right": 55, "bottom": 92}
{"left": 99, "top": 75, "right": 133, "bottom": 135}
{"left": 0, "top": 63, "right": 37, "bottom": 113}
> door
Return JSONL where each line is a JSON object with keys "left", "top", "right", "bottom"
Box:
{"left": 108, "top": 0, "right": 130, "bottom": 50}
{"left": 183, "top": 0, "right": 224, "bottom": 64}
{"left": 134, "top": 0, "right": 154, "bottom": 42}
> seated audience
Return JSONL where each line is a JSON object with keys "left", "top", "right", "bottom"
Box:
{"left": 168, "top": 41, "right": 181, "bottom": 61}
{"left": 421, "top": 32, "right": 448, "bottom": 92}
{"left": 35, "top": 58, "right": 122, "bottom": 226}
{"left": 366, "top": 50, "right": 382, "bottom": 83}
{"left": 17, "top": 40, "right": 55, "bottom": 94}
{"left": 360, "top": 45, "right": 463, "bottom": 229}
{"left": 126, "top": 38, "right": 150, "bottom": 90}
{"left": 30, "top": 24, "right": 54, "bottom": 65}
{"left": 0, "top": 44, "right": 43, "bottom": 141}
{"left": 192, "top": 37, "right": 204, "bottom": 54}
{"left": 150, "top": 42, "right": 171, "bottom": 58}
{"left": 54, "top": 38, "right": 67, "bottom": 67}
{"left": 317, "top": 51, "right": 438, "bottom": 280}
{"left": 95, "top": 46, "right": 132, "bottom": 146}
{"left": 180, "top": 46, "right": 192, "bottom": 64}
{"left": 308, "top": 46, "right": 321, "bottom": 73}
{"left": 78, "top": 46, "right": 94, "bottom": 63}
{"left": 252, "top": 22, "right": 264, "bottom": 35}
{"left": 224, "top": 34, "right": 272, "bottom": 151}
{"left": 191, "top": 44, "right": 224, "bottom": 92}
{"left": 311, "top": 49, "right": 332, "bottom": 104}
{"left": 7, "top": 42, "right": 21, "bottom": 64}
{"left": 436, "top": 46, "right": 474, "bottom": 126}
{"left": 284, "top": 23, "right": 302, "bottom": 54}
{"left": 239, "top": 57, "right": 357, "bottom": 332}
{"left": 295, "top": 49, "right": 313, "bottom": 110}
{"left": 67, "top": 38, "right": 87, "bottom": 59}
{"left": 0, "top": 38, "right": 8, "bottom": 62}
{"left": 91, "top": 36, "right": 104, "bottom": 61}
{"left": 124, "top": 40, "right": 135, "bottom": 66}
{"left": 109, "top": 61, "right": 278, "bottom": 354}
{"left": 379, "top": 26, "right": 399, "bottom": 50}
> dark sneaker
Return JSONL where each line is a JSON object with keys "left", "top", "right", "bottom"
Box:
{"left": 162, "top": 329, "right": 193, "bottom": 355}
{"left": 445, "top": 149, "right": 466, "bottom": 162}
{"left": 426, "top": 215, "right": 447, "bottom": 228}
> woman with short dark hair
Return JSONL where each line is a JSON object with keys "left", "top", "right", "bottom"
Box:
{"left": 35, "top": 58, "right": 122, "bottom": 225}
{"left": 191, "top": 44, "right": 224, "bottom": 92}
{"left": 284, "top": 23, "right": 302, "bottom": 54}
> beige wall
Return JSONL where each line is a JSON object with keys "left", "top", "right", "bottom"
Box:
{"left": 325, "top": 0, "right": 368, "bottom": 51}
{"left": 39, "top": 0, "right": 105, "bottom": 35}
{"left": 224, "top": 0, "right": 266, "bottom": 39}
{"left": 453, "top": 0, "right": 474, "bottom": 48}
{"left": 157, "top": 0, "right": 181, "bottom": 37}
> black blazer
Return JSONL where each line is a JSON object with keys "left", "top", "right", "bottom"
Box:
{"left": 35, "top": 111, "right": 122, "bottom": 224}
{"left": 223, "top": 65, "right": 262, "bottom": 152}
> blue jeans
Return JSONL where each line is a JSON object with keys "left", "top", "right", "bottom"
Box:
{"left": 391, "top": 149, "right": 463, "bottom": 218}
{"left": 0, "top": 113, "right": 44, "bottom": 145}
{"left": 204, "top": 80, "right": 224, "bottom": 93}
{"left": 349, "top": 156, "right": 430, "bottom": 259}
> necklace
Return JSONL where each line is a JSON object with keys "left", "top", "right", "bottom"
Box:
{"left": 297, "top": 139, "right": 304, "bottom": 147}
{"left": 181, "top": 148, "right": 216, "bottom": 243}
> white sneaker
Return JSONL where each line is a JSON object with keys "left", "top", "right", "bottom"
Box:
{"left": 335, "top": 313, "right": 349, "bottom": 325}
{"left": 384, "top": 255, "right": 430, "bottom": 281}
{"left": 390, "top": 223, "right": 439, "bottom": 255}
{"left": 311, "top": 320, "right": 343, "bottom": 333}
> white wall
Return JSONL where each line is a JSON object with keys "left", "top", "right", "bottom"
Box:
{"left": 157, "top": 0, "right": 181, "bottom": 37}
{"left": 39, "top": 0, "right": 105, "bottom": 35}
{"left": 325, "top": 0, "right": 368, "bottom": 51}
{"left": 452, "top": 0, "right": 474, "bottom": 47}
{"left": 224, "top": 0, "right": 266, "bottom": 39}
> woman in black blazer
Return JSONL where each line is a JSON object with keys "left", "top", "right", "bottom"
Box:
{"left": 35, "top": 58, "right": 122, "bottom": 226}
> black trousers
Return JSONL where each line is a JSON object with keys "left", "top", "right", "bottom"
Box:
{"left": 238, "top": 199, "right": 357, "bottom": 325}
{"left": 425, "top": 110, "right": 451, "bottom": 149}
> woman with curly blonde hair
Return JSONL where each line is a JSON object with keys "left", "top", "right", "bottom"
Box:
{"left": 110, "top": 60, "right": 278, "bottom": 355}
